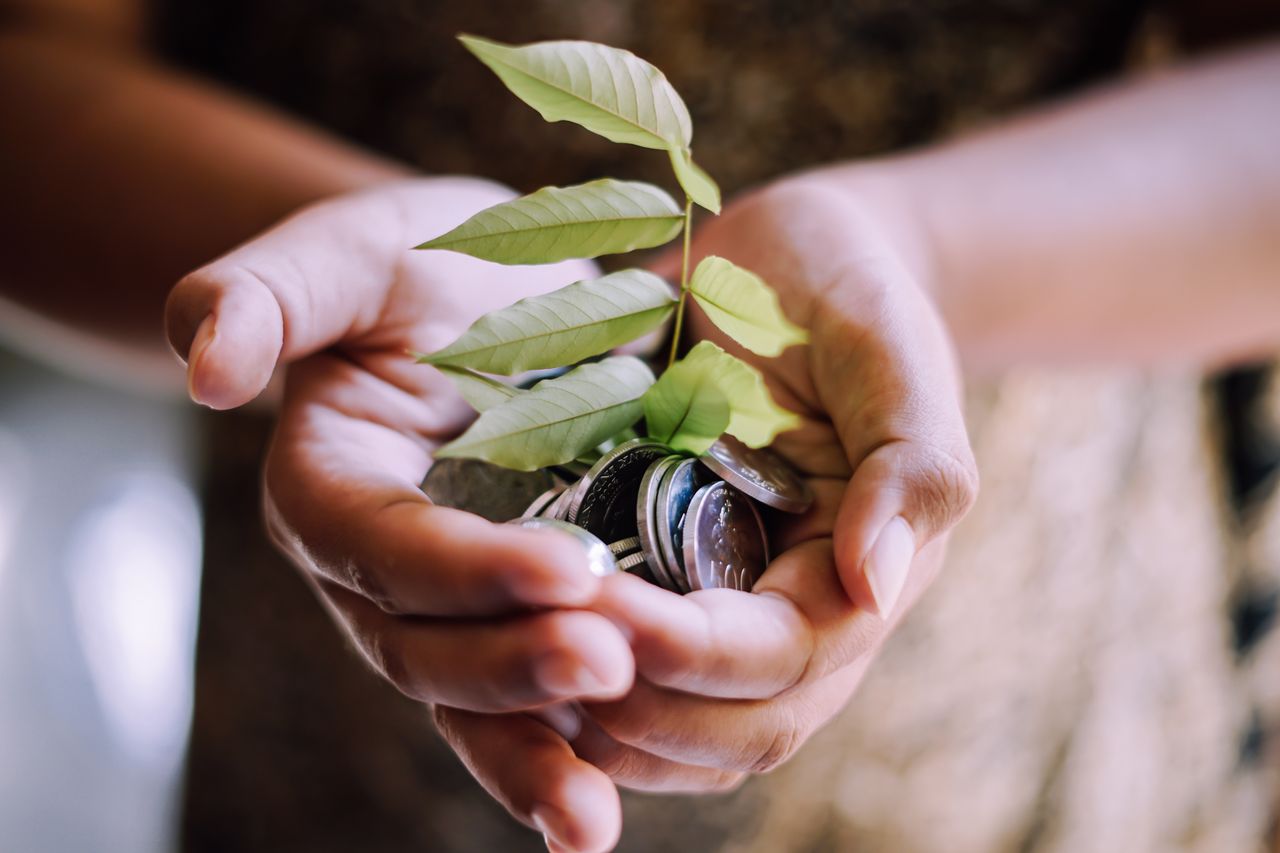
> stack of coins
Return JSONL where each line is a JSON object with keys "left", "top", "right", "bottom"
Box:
{"left": 422, "top": 437, "right": 813, "bottom": 593}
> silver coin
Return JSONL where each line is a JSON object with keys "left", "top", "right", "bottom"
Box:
{"left": 543, "top": 485, "right": 577, "bottom": 521}
{"left": 567, "top": 439, "right": 670, "bottom": 544}
{"left": 682, "top": 482, "right": 770, "bottom": 592}
{"left": 616, "top": 551, "right": 649, "bottom": 573}
{"left": 700, "top": 435, "right": 813, "bottom": 514}
{"left": 422, "top": 458, "right": 556, "bottom": 522}
{"left": 507, "top": 517, "right": 618, "bottom": 578}
{"left": 635, "top": 456, "right": 683, "bottom": 592}
{"left": 608, "top": 535, "right": 642, "bottom": 557}
{"left": 655, "top": 458, "right": 720, "bottom": 593}
{"left": 521, "top": 485, "right": 566, "bottom": 520}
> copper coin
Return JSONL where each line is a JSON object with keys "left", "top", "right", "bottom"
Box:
{"left": 507, "top": 517, "right": 617, "bottom": 577}
{"left": 422, "top": 458, "right": 556, "bottom": 522}
{"left": 699, "top": 435, "right": 813, "bottom": 514}
{"left": 682, "top": 481, "right": 770, "bottom": 592}
{"left": 635, "top": 456, "right": 683, "bottom": 592}
{"left": 567, "top": 439, "right": 669, "bottom": 544}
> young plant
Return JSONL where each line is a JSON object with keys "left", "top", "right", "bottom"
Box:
{"left": 414, "top": 35, "right": 807, "bottom": 471}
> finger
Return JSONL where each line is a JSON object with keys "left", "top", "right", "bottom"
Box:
{"left": 592, "top": 540, "right": 883, "bottom": 699}
{"left": 164, "top": 191, "right": 398, "bottom": 409}
{"left": 571, "top": 710, "right": 745, "bottom": 793}
{"left": 265, "top": 355, "right": 604, "bottom": 614}
{"left": 321, "top": 580, "right": 634, "bottom": 711}
{"left": 590, "top": 573, "right": 812, "bottom": 700}
{"left": 812, "top": 270, "right": 978, "bottom": 617}
{"left": 586, "top": 672, "right": 859, "bottom": 774}
{"left": 163, "top": 178, "right": 514, "bottom": 409}
{"left": 434, "top": 707, "right": 621, "bottom": 853}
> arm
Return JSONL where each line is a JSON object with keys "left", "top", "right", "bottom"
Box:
{"left": 817, "top": 40, "right": 1280, "bottom": 371}
{"left": 0, "top": 4, "right": 404, "bottom": 356}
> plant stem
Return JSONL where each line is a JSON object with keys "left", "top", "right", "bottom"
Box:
{"left": 667, "top": 196, "right": 694, "bottom": 369}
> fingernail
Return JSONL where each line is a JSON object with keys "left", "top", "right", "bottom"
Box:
{"left": 534, "top": 651, "right": 610, "bottom": 698}
{"left": 864, "top": 516, "right": 915, "bottom": 618}
{"left": 186, "top": 315, "right": 217, "bottom": 405}
{"left": 531, "top": 804, "right": 575, "bottom": 853}
{"left": 529, "top": 702, "right": 583, "bottom": 741}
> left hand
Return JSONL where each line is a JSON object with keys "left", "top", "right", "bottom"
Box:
{"left": 434, "top": 178, "right": 979, "bottom": 852}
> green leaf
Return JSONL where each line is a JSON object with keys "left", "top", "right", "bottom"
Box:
{"left": 647, "top": 341, "right": 800, "bottom": 449}
{"left": 668, "top": 148, "right": 721, "bottom": 214}
{"left": 689, "top": 256, "right": 809, "bottom": 356}
{"left": 460, "top": 35, "right": 692, "bottom": 151}
{"left": 436, "top": 356, "right": 654, "bottom": 470}
{"left": 432, "top": 365, "right": 521, "bottom": 412}
{"left": 417, "top": 270, "right": 675, "bottom": 374}
{"left": 415, "top": 179, "right": 684, "bottom": 265}
{"left": 642, "top": 352, "right": 732, "bottom": 454}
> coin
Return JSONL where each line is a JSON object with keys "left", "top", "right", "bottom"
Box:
{"left": 635, "top": 456, "right": 683, "bottom": 592}
{"left": 700, "top": 435, "right": 813, "bottom": 514}
{"left": 567, "top": 439, "right": 670, "bottom": 544}
{"left": 521, "top": 485, "right": 566, "bottom": 519}
{"left": 422, "top": 458, "right": 556, "bottom": 522}
{"left": 682, "top": 481, "right": 770, "bottom": 592}
{"left": 507, "top": 517, "right": 618, "bottom": 578}
{"left": 543, "top": 483, "right": 577, "bottom": 520}
{"left": 655, "top": 457, "right": 720, "bottom": 593}
{"left": 608, "top": 536, "right": 642, "bottom": 557}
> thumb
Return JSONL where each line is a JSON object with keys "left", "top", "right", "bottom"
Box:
{"left": 832, "top": 438, "right": 978, "bottom": 619}
{"left": 163, "top": 193, "right": 401, "bottom": 409}
{"left": 815, "top": 278, "right": 979, "bottom": 619}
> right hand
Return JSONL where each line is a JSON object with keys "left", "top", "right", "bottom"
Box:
{"left": 164, "top": 177, "right": 635, "bottom": 845}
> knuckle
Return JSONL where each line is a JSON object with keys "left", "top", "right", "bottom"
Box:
{"left": 586, "top": 700, "right": 647, "bottom": 746}
{"left": 430, "top": 704, "right": 454, "bottom": 737}
{"left": 911, "top": 442, "right": 979, "bottom": 531}
{"left": 745, "top": 712, "right": 806, "bottom": 774}
{"left": 711, "top": 771, "right": 748, "bottom": 793}
{"left": 366, "top": 626, "right": 415, "bottom": 699}
{"left": 587, "top": 740, "right": 641, "bottom": 781}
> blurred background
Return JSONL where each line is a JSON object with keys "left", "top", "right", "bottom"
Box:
{"left": 0, "top": 339, "right": 200, "bottom": 852}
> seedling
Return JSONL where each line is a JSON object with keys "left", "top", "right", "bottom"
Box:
{"left": 414, "top": 36, "right": 807, "bottom": 471}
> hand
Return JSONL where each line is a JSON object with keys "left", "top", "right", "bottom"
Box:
{"left": 163, "top": 177, "right": 641, "bottom": 831}
{"left": 434, "top": 179, "right": 979, "bottom": 851}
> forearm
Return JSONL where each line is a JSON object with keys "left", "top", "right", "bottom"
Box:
{"left": 0, "top": 26, "right": 407, "bottom": 353}
{"left": 820, "top": 40, "right": 1280, "bottom": 371}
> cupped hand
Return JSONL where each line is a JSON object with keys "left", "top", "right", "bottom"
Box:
{"left": 164, "top": 177, "right": 638, "bottom": 851}
{"left": 434, "top": 179, "right": 979, "bottom": 851}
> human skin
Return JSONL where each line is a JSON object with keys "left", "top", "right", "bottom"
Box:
{"left": 2, "top": 4, "right": 1279, "bottom": 853}
{"left": 430, "top": 43, "right": 1280, "bottom": 853}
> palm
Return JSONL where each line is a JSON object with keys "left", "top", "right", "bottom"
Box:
{"left": 677, "top": 183, "right": 961, "bottom": 582}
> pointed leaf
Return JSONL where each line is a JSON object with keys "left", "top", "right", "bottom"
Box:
{"left": 432, "top": 365, "right": 521, "bottom": 412}
{"left": 418, "top": 270, "right": 675, "bottom": 374}
{"left": 689, "top": 256, "right": 809, "bottom": 356}
{"left": 652, "top": 341, "right": 799, "bottom": 449}
{"left": 436, "top": 356, "right": 654, "bottom": 470}
{"left": 669, "top": 147, "right": 721, "bottom": 214}
{"left": 415, "top": 179, "right": 683, "bottom": 265}
{"left": 460, "top": 35, "right": 691, "bottom": 151}
{"left": 642, "top": 352, "right": 732, "bottom": 454}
